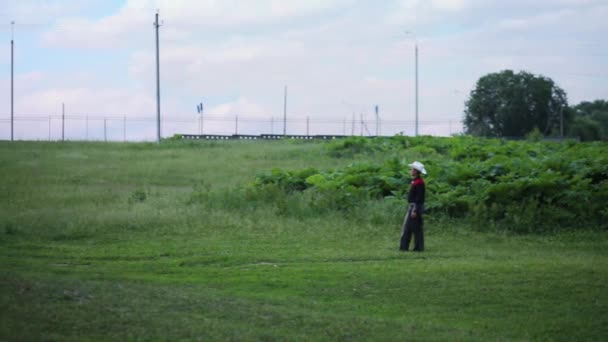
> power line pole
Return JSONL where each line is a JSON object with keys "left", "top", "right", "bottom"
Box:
{"left": 375, "top": 105, "right": 379, "bottom": 136}
{"left": 283, "top": 85, "right": 287, "bottom": 136}
{"left": 306, "top": 116, "right": 310, "bottom": 136}
{"left": 61, "top": 103, "right": 65, "bottom": 141}
{"left": 560, "top": 106, "right": 564, "bottom": 139}
{"left": 415, "top": 43, "right": 419, "bottom": 136}
{"left": 10, "top": 21, "right": 14, "bottom": 141}
{"left": 154, "top": 11, "right": 162, "bottom": 143}
{"left": 360, "top": 114, "right": 364, "bottom": 136}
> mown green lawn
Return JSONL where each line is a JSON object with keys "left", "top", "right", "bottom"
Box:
{"left": 1, "top": 140, "right": 607, "bottom": 341}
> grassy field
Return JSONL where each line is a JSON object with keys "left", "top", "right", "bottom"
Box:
{"left": 1, "top": 140, "right": 607, "bottom": 341}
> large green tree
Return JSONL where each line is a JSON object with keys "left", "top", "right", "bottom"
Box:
{"left": 569, "top": 100, "right": 608, "bottom": 141}
{"left": 463, "top": 70, "right": 568, "bottom": 137}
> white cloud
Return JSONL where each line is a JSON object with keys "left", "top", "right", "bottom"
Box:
{"left": 42, "top": 0, "right": 353, "bottom": 49}
{"left": 431, "top": 0, "right": 468, "bottom": 11}
{"left": 207, "top": 97, "right": 269, "bottom": 117}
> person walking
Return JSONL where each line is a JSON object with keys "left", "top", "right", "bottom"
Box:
{"left": 400, "top": 161, "right": 426, "bottom": 252}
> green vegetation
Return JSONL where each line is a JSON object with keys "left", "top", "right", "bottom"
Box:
{"left": 254, "top": 136, "right": 608, "bottom": 233}
{"left": 1, "top": 139, "right": 607, "bottom": 340}
{"left": 464, "top": 70, "right": 567, "bottom": 137}
{"left": 463, "top": 70, "right": 608, "bottom": 141}
{"left": 569, "top": 100, "right": 608, "bottom": 141}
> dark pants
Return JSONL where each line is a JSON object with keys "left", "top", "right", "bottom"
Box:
{"left": 400, "top": 206, "right": 424, "bottom": 251}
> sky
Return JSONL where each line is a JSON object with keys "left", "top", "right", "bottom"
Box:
{"left": 1, "top": 0, "right": 607, "bottom": 140}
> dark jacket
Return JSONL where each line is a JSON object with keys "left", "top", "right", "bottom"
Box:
{"left": 407, "top": 177, "right": 425, "bottom": 214}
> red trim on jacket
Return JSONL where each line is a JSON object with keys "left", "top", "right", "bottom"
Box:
{"left": 412, "top": 178, "right": 425, "bottom": 186}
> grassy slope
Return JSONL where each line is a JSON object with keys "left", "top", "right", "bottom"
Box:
{"left": 0, "top": 140, "right": 607, "bottom": 341}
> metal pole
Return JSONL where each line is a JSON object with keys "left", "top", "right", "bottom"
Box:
{"left": 283, "top": 85, "right": 287, "bottom": 136}
{"left": 415, "top": 43, "right": 419, "bottom": 136}
{"left": 360, "top": 114, "right": 363, "bottom": 136}
{"left": 62, "top": 103, "right": 65, "bottom": 141}
{"left": 375, "top": 105, "right": 379, "bottom": 136}
{"left": 343, "top": 118, "right": 346, "bottom": 136}
{"left": 560, "top": 106, "right": 564, "bottom": 138}
{"left": 306, "top": 116, "right": 310, "bottom": 136}
{"left": 235, "top": 115, "right": 238, "bottom": 135}
{"left": 104, "top": 118, "right": 107, "bottom": 142}
{"left": 123, "top": 115, "right": 127, "bottom": 142}
{"left": 351, "top": 112, "right": 355, "bottom": 136}
{"left": 155, "top": 12, "right": 161, "bottom": 143}
{"left": 48, "top": 116, "right": 51, "bottom": 141}
{"left": 449, "top": 120, "right": 452, "bottom": 136}
{"left": 10, "top": 21, "right": 14, "bottom": 141}
{"left": 85, "top": 115, "right": 89, "bottom": 140}
{"left": 271, "top": 116, "right": 274, "bottom": 134}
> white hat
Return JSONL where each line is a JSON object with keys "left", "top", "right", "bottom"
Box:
{"left": 408, "top": 161, "right": 427, "bottom": 175}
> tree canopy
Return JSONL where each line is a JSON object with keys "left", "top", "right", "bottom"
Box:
{"left": 463, "top": 70, "right": 568, "bottom": 137}
{"left": 569, "top": 100, "right": 608, "bottom": 141}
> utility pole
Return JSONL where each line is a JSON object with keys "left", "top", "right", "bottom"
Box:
{"left": 560, "top": 106, "right": 564, "bottom": 139}
{"left": 154, "top": 11, "right": 162, "bottom": 143}
{"left": 235, "top": 115, "right": 238, "bottom": 135}
{"left": 10, "top": 21, "right": 14, "bottom": 141}
{"left": 375, "top": 105, "right": 379, "bottom": 136}
{"left": 61, "top": 103, "right": 65, "bottom": 141}
{"left": 306, "top": 116, "right": 310, "bottom": 136}
{"left": 271, "top": 116, "right": 274, "bottom": 134}
{"left": 85, "top": 115, "right": 89, "bottom": 140}
{"left": 104, "top": 118, "right": 107, "bottom": 142}
{"left": 405, "top": 31, "right": 419, "bottom": 136}
{"left": 415, "top": 43, "right": 419, "bottom": 136}
{"left": 351, "top": 112, "right": 355, "bottom": 136}
{"left": 343, "top": 117, "right": 346, "bottom": 136}
{"left": 48, "top": 116, "right": 51, "bottom": 141}
{"left": 360, "top": 114, "right": 364, "bottom": 136}
{"left": 123, "top": 115, "right": 127, "bottom": 142}
{"left": 283, "top": 85, "right": 287, "bottom": 136}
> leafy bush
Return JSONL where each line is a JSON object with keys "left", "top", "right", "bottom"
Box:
{"left": 252, "top": 136, "right": 608, "bottom": 232}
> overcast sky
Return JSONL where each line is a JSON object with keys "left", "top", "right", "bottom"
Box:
{"left": 1, "top": 0, "right": 607, "bottom": 139}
